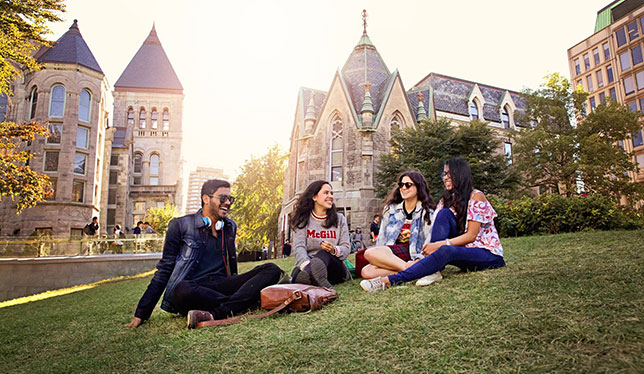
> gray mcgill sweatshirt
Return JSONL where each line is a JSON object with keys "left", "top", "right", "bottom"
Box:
{"left": 292, "top": 213, "right": 351, "bottom": 268}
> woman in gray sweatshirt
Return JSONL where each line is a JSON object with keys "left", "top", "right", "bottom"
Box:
{"left": 289, "top": 180, "right": 351, "bottom": 288}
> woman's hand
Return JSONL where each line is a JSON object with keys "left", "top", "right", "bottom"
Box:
{"left": 320, "top": 241, "right": 336, "bottom": 254}
{"left": 421, "top": 242, "right": 442, "bottom": 256}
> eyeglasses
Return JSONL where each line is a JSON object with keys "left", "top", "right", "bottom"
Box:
{"left": 441, "top": 171, "right": 451, "bottom": 179}
{"left": 209, "top": 194, "right": 235, "bottom": 204}
{"left": 397, "top": 182, "right": 415, "bottom": 189}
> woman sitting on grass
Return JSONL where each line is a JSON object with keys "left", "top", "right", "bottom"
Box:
{"left": 290, "top": 180, "right": 352, "bottom": 288}
{"left": 361, "top": 171, "right": 438, "bottom": 284}
{"left": 360, "top": 158, "right": 505, "bottom": 292}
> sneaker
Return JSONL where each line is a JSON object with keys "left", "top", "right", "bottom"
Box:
{"left": 415, "top": 272, "right": 442, "bottom": 287}
{"left": 291, "top": 267, "right": 312, "bottom": 285}
{"left": 186, "top": 310, "right": 214, "bottom": 329}
{"left": 309, "top": 257, "right": 332, "bottom": 288}
{"left": 360, "top": 277, "right": 386, "bottom": 293}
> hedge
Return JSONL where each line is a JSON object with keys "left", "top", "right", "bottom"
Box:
{"left": 489, "top": 194, "right": 644, "bottom": 237}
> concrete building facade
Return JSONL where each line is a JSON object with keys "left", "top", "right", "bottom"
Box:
{"left": 567, "top": 0, "right": 644, "bottom": 185}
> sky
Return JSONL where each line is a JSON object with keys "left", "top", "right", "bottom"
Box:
{"left": 47, "top": 0, "right": 611, "bottom": 179}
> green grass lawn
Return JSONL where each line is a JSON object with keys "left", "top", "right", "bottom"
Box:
{"left": 1, "top": 230, "right": 643, "bottom": 373}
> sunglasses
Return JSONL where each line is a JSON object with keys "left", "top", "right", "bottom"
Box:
{"left": 441, "top": 171, "right": 451, "bottom": 179}
{"left": 397, "top": 182, "right": 415, "bottom": 189}
{"left": 209, "top": 194, "right": 235, "bottom": 204}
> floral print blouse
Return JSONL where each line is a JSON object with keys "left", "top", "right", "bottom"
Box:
{"left": 464, "top": 190, "right": 503, "bottom": 257}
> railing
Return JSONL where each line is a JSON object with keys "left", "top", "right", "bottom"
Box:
{"left": 0, "top": 234, "right": 165, "bottom": 258}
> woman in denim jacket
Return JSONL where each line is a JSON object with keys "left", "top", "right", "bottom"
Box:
{"left": 361, "top": 171, "right": 438, "bottom": 281}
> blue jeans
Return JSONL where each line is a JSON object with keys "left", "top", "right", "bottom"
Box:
{"left": 388, "top": 208, "right": 505, "bottom": 285}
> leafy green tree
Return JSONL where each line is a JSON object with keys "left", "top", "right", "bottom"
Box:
{"left": 144, "top": 204, "right": 178, "bottom": 234}
{"left": 375, "top": 118, "right": 519, "bottom": 199}
{"left": 515, "top": 73, "right": 643, "bottom": 200}
{"left": 230, "top": 144, "right": 286, "bottom": 253}
{"left": 0, "top": 0, "right": 65, "bottom": 213}
{"left": 514, "top": 73, "right": 587, "bottom": 196}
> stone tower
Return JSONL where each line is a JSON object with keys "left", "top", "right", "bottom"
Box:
{"left": 107, "top": 25, "right": 184, "bottom": 233}
{"left": 0, "top": 20, "right": 110, "bottom": 237}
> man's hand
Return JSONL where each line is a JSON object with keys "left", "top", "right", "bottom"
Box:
{"left": 125, "top": 317, "right": 143, "bottom": 328}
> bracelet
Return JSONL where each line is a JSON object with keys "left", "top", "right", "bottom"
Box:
{"left": 445, "top": 238, "right": 451, "bottom": 246}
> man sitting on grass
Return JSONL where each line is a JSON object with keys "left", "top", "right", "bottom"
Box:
{"left": 126, "top": 179, "right": 282, "bottom": 329}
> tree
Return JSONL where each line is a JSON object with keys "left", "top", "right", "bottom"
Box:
{"left": 514, "top": 73, "right": 643, "bottom": 200}
{"left": 375, "top": 118, "right": 519, "bottom": 200}
{"left": 0, "top": 0, "right": 65, "bottom": 213}
{"left": 0, "top": 0, "right": 65, "bottom": 95}
{"left": 144, "top": 204, "right": 178, "bottom": 234}
{"left": 514, "top": 73, "right": 587, "bottom": 196}
{"left": 229, "top": 144, "right": 286, "bottom": 254}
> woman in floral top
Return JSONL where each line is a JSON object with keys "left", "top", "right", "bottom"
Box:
{"left": 360, "top": 157, "right": 505, "bottom": 292}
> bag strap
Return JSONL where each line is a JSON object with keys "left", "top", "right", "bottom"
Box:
{"left": 196, "top": 290, "right": 302, "bottom": 328}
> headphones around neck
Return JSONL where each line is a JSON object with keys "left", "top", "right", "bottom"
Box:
{"left": 202, "top": 216, "right": 224, "bottom": 231}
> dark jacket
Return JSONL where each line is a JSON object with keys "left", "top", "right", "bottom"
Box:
{"left": 134, "top": 209, "right": 238, "bottom": 321}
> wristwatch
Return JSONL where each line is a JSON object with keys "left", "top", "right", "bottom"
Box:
{"left": 445, "top": 238, "right": 451, "bottom": 246}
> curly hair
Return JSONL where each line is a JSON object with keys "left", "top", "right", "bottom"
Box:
{"left": 290, "top": 180, "right": 338, "bottom": 229}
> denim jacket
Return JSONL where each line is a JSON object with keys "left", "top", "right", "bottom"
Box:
{"left": 134, "top": 209, "right": 238, "bottom": 321}
{"left": 376, "top": 201, "right": 433, "bottom": 260}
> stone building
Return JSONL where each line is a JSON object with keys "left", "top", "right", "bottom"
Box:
{"left": 567, "top": 0, "right": 644, "bottom": 186}
{"left": 184, "top": 167, "right": 228, "bottom": 215}
{"left": 0, "top": 20, "right": 110, "bottom": 237}
{"left": 278, "top": 19, "right": 525, "bottom": 244}
{"left": 106, "top": 25, "right": 184, "bottom": 233}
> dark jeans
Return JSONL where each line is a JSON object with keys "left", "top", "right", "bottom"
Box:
{"left": 172, "top": 263, "right": 282, "bottom": 319}
{"left": 388, "top": 208, "right": 505, "bottom": 285}
{"left": 303, "top": 250, "right": 347, "bottom": 285}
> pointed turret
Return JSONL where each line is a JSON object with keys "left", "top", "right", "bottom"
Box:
{"left": 341, "top": 10, "right": 391, "bottom": 127}
{"left": 304, "top": 92, "right": 317, "bottom": 134}
{"left": 34, "top": 19, "right": 103, "bottom": 74}
{"left": 416, "top": 92, "right": 427, "bottom": 122}
{"left": 114, "top": 24, "right": 182, "bottom": 92}
{"left": 361, "top": 82, "right": 375, "bottom": 129}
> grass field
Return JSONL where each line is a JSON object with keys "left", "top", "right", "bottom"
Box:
{"left": 1, "top": 230, "right": 643, "bottom": 373}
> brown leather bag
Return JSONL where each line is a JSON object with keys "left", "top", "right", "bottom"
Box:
{"left": 196, "top": 284, "right": 338, "bottom": 328}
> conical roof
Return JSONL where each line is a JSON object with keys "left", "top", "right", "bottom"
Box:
{"left": 35, "top": 20, "right": 103, "bottom": 74}
{"left": 114, "top": 25, "right": 183, "bottom": 91}
{"left": 340, "top": 31, "right": 390, "bottom": 118}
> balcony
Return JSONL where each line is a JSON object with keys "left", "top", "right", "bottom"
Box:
{"left": 129, "top": 184, "right": 177, "bottom": 196}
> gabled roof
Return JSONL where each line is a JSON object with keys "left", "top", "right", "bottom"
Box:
{"left": 340, "top": 31, "right": 391, "bottom": 119}
{"left": 34, "top": 20, "right": 103, "bottom": 74}
{"left": 408, "top": 73, "right": 527, "bottom": 127}
{"left": 114, "top": 25, "right": 183, "bottom": 91}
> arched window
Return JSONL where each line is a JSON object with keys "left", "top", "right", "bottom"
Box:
{"left": 78, "top": 89, "right": 91, "bottom": 122}
{"left": 29, "top": 86, "right": 38, "bottom": 119}
{"left": 330, "top": 117, "right": 343, "bottom": 182}
{"left": 139, "top": 108, "right": 146, "bottom": 129}
{"left": 149, "top": 154, "right": 159, "bottom": 185}
{"left": 390, "top": 113, "right": 402, "bottom": 132}
{"left": 501, "top": 105, "right": 511, "bottom": 129}
{"left": 127, "top": 107, "right": 134, "bottom": 125}
{"left": 470, "top": 101, "right": 479, "bottom": 120}
{"left": 162, "top": 108, "right": 170, "bottom": 130}
{"left": 49, "top": 85, "right": 65, "bottom": 117}
{"left": 151, "top": 108, "right": 158, "bottom": 129}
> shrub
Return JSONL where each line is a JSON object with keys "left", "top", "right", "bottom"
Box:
{"left": 490, "top": 194, "right": 644, "bottom": 237}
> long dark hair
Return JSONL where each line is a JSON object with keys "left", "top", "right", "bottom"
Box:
{"left": 441, "top": 157, "right": 473, "bottom": 234}
{"left": 290, "top": 180, "right": 338, "bottom": 229}
{"left": 383, "top": 171, "right": 436, "bottom": 225}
